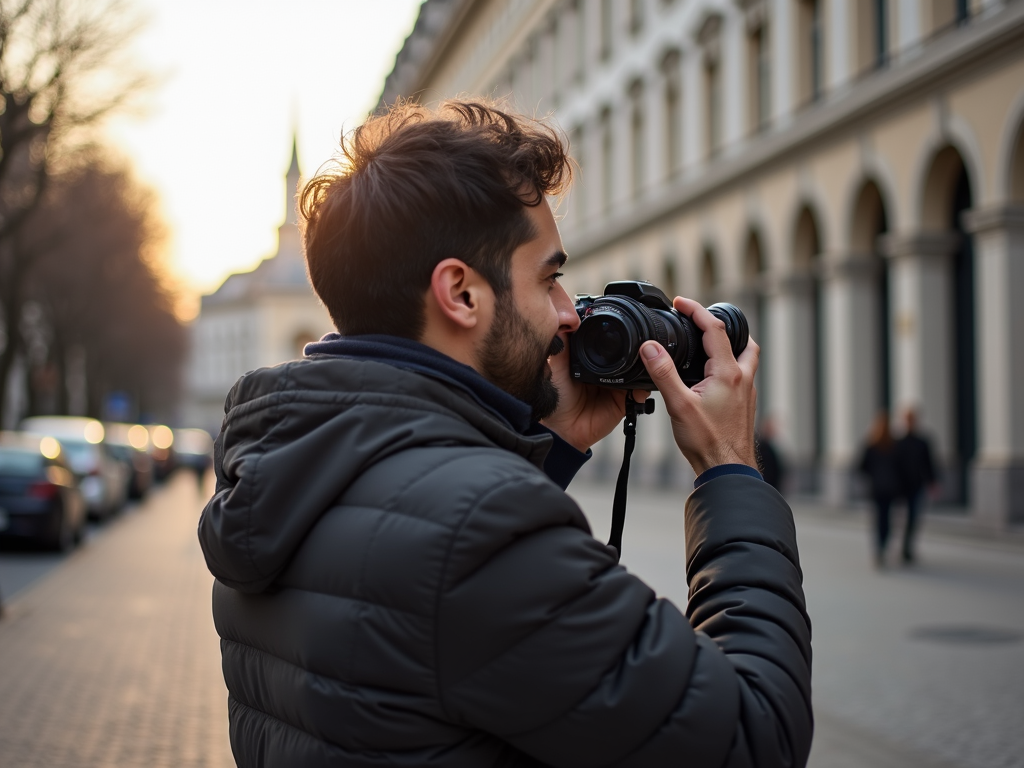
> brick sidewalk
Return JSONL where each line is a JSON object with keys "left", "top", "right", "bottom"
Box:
{"left": 0, "top": 473, "right": 233, "bottom": 768}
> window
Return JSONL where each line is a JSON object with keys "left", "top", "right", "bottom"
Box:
{"left": 571, "top": 126, "right": 585, "bottom": 224}
{"left": 698, "top": 14, "right": 723, "bottom": 156}
{"left": 601, "top": 108, "right": 614, "bottom": 211}
{"left": 797, "top": 0, "right": 823, "bottom": 104}
{"left": 926, "top": 0, "right": 970, "bottom": 34}
{"left": 705, "top": 58, "right": 721, "bottom": 156}
{"left": 662, "top": 50, "right": 682, "bottom": 175}
{"left": 600, "top": 0, "right": 613, "bottom": 61}
{"left": 747, "top": 22, "right": 771, "bottom": 132}
{"left": 855, "top": 0, "right": 887, "bottom": 74}
{"left": 874, "top": 0, "right": 888, "bottom": 68}
{"left": 629, "top": 81, "right": 644, "bottom": 197}
{"left": 629, "top": 0, "right": 643, "bottom": 35}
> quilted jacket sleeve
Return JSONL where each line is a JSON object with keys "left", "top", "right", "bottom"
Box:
{"left": 435, "top": 473, "right": 812, "bottom": 768}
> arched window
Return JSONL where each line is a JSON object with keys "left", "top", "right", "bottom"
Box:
{"left": 850, "top": 181, "right": 891, "bottom": 411}
{"left": 698, "top": 15, "right": 723, "bottom": 157}
{"left": 629, "top": 79, "right": 645, "bottom": 198}
{"left": 661, "top": 50, "right": 682, "bottom": 177}
{"left": 921, "top": 146, "right": 975, "bottom": 501}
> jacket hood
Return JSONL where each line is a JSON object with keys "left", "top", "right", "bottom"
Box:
{"left": 198, "top": 357, "right": 551, "bottom": 593}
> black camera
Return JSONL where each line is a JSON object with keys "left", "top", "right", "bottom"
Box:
{"left": 568, "top": 281, "right": 749, "bottom": 390}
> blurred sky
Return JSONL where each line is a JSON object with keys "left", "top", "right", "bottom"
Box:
{"left": 106, "top": 0, "right": 423, "bottom": 314}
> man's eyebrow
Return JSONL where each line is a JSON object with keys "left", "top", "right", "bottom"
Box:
{"left": 544, "top": 251, "right": 568, "bottom": 270}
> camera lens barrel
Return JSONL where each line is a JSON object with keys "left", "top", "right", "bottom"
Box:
{"left": 570, "top": 286, "right": 749, "bottom": 390}
{"left": 707, "top": 303, "right": 749, "bottom": 360}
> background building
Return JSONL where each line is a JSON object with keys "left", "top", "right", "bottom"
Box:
{"left": 381, "top": 0, "right": 1024, "bottom": 529}
{"left": 183, "top": 141, "right": 333, "bottom": 435}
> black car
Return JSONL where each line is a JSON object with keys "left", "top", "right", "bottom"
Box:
{"left": 0, "top": 432, "right": 86, "bottom": 551}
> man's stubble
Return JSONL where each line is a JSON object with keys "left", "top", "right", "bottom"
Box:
{"left": 479, "top": 295, "right": 561, "bottom": 422}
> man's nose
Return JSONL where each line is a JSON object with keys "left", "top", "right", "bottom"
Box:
{"left": 555, "top": 283, "right": 580, "bottom": 333}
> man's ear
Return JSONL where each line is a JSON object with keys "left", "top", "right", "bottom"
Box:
{"left": 429, "top": 258, "right": 490, "bottom": 329}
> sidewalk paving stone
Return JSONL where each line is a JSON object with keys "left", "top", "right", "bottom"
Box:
{"left": 0, "top": 473, "right": 232, "bottom": 768}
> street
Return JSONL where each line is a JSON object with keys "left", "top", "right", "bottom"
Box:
{"left": 0, "top": 473, "right": 1021, "bottom": 767}
{"left": 0, "top": 472, "right": 233, "bottom": 768}
{"left": 570, "top": 484, "right": 1024, "bottom": 768}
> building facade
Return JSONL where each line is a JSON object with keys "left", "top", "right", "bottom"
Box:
{"left": 183, "top": 141, "right": 333, "bottom": 436}
{"left": 381, "top": 0, "right": 1024, "bottom": 528}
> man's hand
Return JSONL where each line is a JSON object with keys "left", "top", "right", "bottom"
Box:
{"left": 540, "top": 333, "right": 648, "bottom": 453}
{"left": 639, "top": 297, "right": 759, "bottom": 476}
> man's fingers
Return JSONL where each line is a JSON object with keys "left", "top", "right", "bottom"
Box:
{"left": 673, "top": 297, "right": 736, "bottom": 365}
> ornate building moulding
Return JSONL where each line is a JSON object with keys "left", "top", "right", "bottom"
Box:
{"left": 820, "top": 254, "right": 883, "bottom": 281}
{"left": 564, "top": 2, "right": 1024, "bottom": 260}
{"left": 961, "top": 204, "right": 1024, "bottom": 235}
{"left": 877, "top": 231, "right": 962, "bottom": 260}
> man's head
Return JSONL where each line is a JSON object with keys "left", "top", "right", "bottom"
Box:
{"left": 903, "top": 407, "right": 919, "bottom": 433}
{"left": 301, "top": 100, "right": 572, "bottom": 339}
{"left": 301, "top": 100, "right": 577, "bottom": 418}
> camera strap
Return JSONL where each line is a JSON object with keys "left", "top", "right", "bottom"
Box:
{"left": 608, "top": 392, "right": 655, "bottom": 562}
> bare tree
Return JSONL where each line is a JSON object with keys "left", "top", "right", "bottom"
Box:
{"left": 20, "top": 155, "right": 186, "bottom": 423}
{"left": 0, "top": 0, "right": 147, "bottom": 426}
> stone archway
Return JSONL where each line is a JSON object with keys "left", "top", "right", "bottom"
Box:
{"left": 765, "top": 204, "right": 824, "bottom": 492}
{"left": 885, "top": 145, "right": 975, "bottom": 504}
{"left": 850, "top": 180, "right": 891, "bottom": 412}
{"left": 820, "top": 180, "right": 892, "bottom": 504}
{"left": 795, "top": 206, "right": 824, "bottom": 477}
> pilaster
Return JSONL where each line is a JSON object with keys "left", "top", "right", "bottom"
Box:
{"left": 764, "top": 268, "right": 818, "bottom": 491}
{"left": 962, "top": 204, "right": 1024, "bottom": 528}
{"left": 820, "top": 254, "right": 883, "bottom": 505}
{"left": 879, "top": 232, "right": 958, "bottom": 466}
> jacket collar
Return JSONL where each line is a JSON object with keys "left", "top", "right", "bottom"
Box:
{"left": 304, "top": 333, "right": 533, "bottom": 434}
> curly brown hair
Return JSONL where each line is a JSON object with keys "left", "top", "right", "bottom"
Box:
{"left": 300, "top": 99, "right": 573, "bottom": 338}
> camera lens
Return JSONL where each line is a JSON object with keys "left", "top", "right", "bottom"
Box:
{"left": 577, "top": 309, "right": 640, "bottom": 375}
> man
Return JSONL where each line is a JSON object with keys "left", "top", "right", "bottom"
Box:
{"left": 199, "top": 101, "right": 812, "bottom": 767}
{"left": 756, "top": 416, "right": 786, "bottom": 493}
{"left": 895, "top": 408, "right": 938, "bottom": 564}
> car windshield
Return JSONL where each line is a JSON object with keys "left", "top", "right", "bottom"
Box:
{"left": 0, "top": 447, "right": 43, "bottom": 476}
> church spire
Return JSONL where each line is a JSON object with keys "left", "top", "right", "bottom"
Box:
{"left": 285, "top": 133, "right": 301, "bottom": 227}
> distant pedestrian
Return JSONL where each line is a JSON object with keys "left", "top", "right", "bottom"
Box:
{"left": 859, "top": 411, "right": 901, "bottom": 568}
{"left": 895, "top": 408, "right": 937, "bottom": 564}
{"left": 756, "top": 417, "right": 786, "bottom": 493}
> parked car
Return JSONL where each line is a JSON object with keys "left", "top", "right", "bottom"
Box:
{"left": 174, "top": 428, "right": 214, "bottom": 482}
{"left": 19, "top": 417, "right": 129, "bottom": 520}
{"left": 147, "top": 424, "right": 177, "bottom": 482}
{"left": 104, "top": 423, "right": 154, "bottom": 500}
{"left": 0, "top": 432, "right": 86, "bottom": 551}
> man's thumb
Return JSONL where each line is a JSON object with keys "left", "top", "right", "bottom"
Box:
{"left": 639, "top": 342, "right": 680, "bottom": 390}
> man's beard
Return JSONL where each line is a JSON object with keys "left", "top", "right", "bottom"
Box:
{"left": 480, "top": 297, "right": 561, "bottom": 422}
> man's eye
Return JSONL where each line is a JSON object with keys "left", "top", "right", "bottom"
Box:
{"left": 550, "top": 272, "right": 564, "bottom": 282}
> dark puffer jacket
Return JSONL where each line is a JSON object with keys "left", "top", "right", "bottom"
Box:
{"left": 198, "top": 357, "right": 812, "bottom": 767}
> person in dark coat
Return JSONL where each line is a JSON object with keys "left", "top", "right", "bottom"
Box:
{"left": 756, "top": 416, "right": 786, "bottom": 493}
{"left": 859, "top": 411, "right": 902, "bottom": 567}
{"left": 894, "top": 408, "right": 937, "bottom": 563}
{"left": 198, "top": 100, "right": 812, "bottom": 768}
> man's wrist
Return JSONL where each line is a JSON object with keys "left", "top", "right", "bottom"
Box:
{"left": 694, "top": 463, "right": 763, "bottom": 488}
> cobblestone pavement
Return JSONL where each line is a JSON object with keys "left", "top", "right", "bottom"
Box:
{"left": 0, "top": 472, "right": 232, "bottom": 768}
{"left": 570, "top": 483, "right": 1024, "bottom": 768}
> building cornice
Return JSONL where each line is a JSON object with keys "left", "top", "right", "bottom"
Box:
{"left": 565, "top": 1, "right": 1024, "bottom": 260}
{"left": 378, "top": 0, "right": 480, "bottom": 110}
{"left": 962, "top": 204, "right": 1024, "bottom": 235}
{"left": 878, "top": 232, "right": 962, "bottom": 260}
